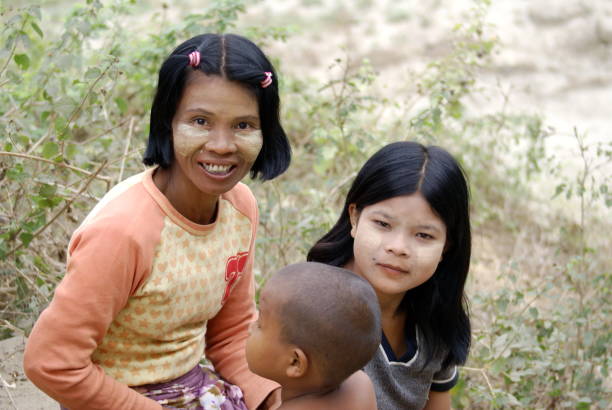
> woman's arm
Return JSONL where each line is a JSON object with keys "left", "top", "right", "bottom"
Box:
{"left": 205, "top": 185, "right": 279, "bottom": 409}
{"left": 423, "top": 390, "right": 451, "bottom": 410}
{"left": 23, "top": 222, "right": 161, "bottom": 410}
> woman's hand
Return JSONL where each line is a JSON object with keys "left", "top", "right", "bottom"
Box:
{"left": 258, "top": 387, "right": 282, "bottom": 410}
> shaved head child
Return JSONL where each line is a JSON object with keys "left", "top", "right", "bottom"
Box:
{"left": 246, "top": 262, "right": 381, "bottom": 410}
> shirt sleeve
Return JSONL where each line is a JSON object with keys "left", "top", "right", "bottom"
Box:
{"left": 205, "top": 191, "right": 279, "bottom": 409}
{"left": 23, "top": 221, "right": 162, "bottom": 410}
{"left": 431, "top": 364, "right": 459, "bottom": 392}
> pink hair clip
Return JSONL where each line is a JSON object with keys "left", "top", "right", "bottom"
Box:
{"left": 261, "top": 72, "right": 273, "bottom": 88}
{"left": 188, "top": 50, "right": 201, "bottom": 67}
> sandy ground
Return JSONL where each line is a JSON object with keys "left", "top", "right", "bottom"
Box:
{"left": 0, "top": 336, "right": 56, "bottom": 409}
{"left": 2, "top": 0, "right": 610, "bottom": 408}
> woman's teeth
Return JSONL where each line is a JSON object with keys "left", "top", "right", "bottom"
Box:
{"left": 202, "top": 163, "right": 232, "bottom": 174}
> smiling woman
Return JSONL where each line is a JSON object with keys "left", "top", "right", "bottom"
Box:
{"left": 23, "top": 33, "right": 290, "bottom": 410}
{"left": 157, "top": 72, "right": 265, "bottom": 224}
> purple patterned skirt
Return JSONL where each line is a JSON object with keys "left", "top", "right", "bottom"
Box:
{"left": 60, "top": 363, "right": 248, "bottom": 409}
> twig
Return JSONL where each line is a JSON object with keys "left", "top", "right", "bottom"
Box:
{"left": 6, "top": 160, "right": 108, "bottom": 258}
{"left": 76, "top": 118, "right": 130, "bottom": 146}
{"left": 328, "top": 171, "right": 357, "bottom": 200}
{"left": 117, "top": 117, "right": 135, "bottom": 183}
{"left": 25, "top": 132, "right": 49, "bottom": 155}
{"left": 462, "top": 366, "right": 495, "bottom": 397}
{"left": 0, "top": 320, "right": 23, "bottom": 336}
{"left": 0, "top": 151, "right": 112, "bottom": 183}
{"left": 0, "top": 372, "right": 18, "bottom": 410}
{"left": 15, "top": 266, "right": 49, "bottom": 303}
{"left": 60, "top": 59, "right": 116, "bottom": 139}
{"left": 0, "top": 17, "right": 27, "bottom": 81}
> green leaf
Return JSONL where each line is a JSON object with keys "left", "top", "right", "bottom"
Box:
{"left": 14, "top": 54, "right": 30, "bottom": 70}
{"left": 38, "top": 183, "right": 57, "bottom": 198}
{"left": 115, "top": 97, "right": 128, "bottom": 114}
{"left": 19, "top": 232, "right": 34, "bottom": 247}
{"left": 31, "top": 21, "right": 44, "bottom": 38}
{"left": 85, "top": 67, "right": 101, "bottom": 80}
{"left": 41, "top": 141, "right": 59, "bottom": 159}
{"left": 65, "top": 143, "right": 78, "bottom": 160}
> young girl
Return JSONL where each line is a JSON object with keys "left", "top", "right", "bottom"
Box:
{"left": 24, "top": 33, "right": 290, "bottom": 410}
{"left": 308, "top": 141, "right": 471, "bottom": 410}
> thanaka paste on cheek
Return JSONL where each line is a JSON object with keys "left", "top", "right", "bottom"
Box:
{"left": 174, "top": 124, "right": 210, "bottom": 157}
{"left": 235, "top": 129, "right": 263, "bottom": 162}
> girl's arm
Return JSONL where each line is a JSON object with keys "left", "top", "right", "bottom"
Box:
{"left": 423, "top": 390, "right": 451, "bottom": 410}
{"left": 23, "top": 222, "right": 161, "bottom": 410}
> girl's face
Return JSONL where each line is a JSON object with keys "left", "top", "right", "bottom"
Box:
{"left": 348, "top": 192, "right": 447, "bottom": 302}
{"left": 170, "top": 72, "right": 263, "bottom": 198}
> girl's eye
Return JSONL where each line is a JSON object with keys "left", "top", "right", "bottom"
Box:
{"left": 416, "top": 232, "right": 434, "bottom": 240}
{"left": 374, "top": 220, "right": 390, "bottom": 229}
{"left": 195, "top": 118, "right": 208, "bottom": 126}
{"left": 236, "top": 121, "right": 251, "bottom": 130}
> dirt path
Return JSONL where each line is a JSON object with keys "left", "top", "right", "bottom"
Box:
{"left": 0, "top": 336, "right": 55, "bottom": 409}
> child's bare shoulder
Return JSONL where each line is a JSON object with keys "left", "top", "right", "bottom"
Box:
{"left": 339, "top": 370, "right": 377, "bottom": 410}
{"left": 279, "top": 371, "right": 377, "bottom": 410}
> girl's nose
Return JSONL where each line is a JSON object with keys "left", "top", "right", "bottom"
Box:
{"left": 204, "top": 128, "right": 237, "bottom": 155}
{"left": 384, "top": 234, "right": 410, "bottom": 257}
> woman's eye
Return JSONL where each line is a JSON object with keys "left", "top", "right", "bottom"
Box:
{"left": 195, "top": 118, "right": 207, "bottom": 126}
{"left": 417, "top": 232, "right": 434, "bottom": 240}
{"left": 236, "top": 121, "right": 251, "bottom": 130}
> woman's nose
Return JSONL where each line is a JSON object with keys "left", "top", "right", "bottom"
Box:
{"left": 204, "top": 128, "right": 237, "bottom": 155}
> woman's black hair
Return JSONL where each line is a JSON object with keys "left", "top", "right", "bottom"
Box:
{"left": 307, "top": 141, "right": 471, "bottom": 368}
{"left": 143, "top": 33, "right": 291, "bottom": 180}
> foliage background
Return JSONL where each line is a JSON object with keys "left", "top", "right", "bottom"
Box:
{"left": 0, "top": 0, "right": 610, "bottom": 408}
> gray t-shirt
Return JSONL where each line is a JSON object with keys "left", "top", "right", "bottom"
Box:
{"left": 364, "top": 327, "right": 458, "bottom": 410}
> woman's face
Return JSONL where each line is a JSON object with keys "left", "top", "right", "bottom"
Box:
{"left": 170, "top": 72, "right": 263, "bottom": 198}
{"left": 347, "top": 193, "right": 447, "bottom": 302}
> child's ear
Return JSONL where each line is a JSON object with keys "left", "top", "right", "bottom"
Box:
{"left": 348, "top": 204, "right": 359, "bottom": 238}
{"left": 286, "top": 347, "right": 308, "bottom": 379}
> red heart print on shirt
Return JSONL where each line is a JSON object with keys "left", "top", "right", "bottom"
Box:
{"left": 222, "top": 252, "right": 249, "bottom": 304}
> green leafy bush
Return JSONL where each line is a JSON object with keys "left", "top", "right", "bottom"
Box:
{"left": 0, "top": 0, "right": 609, "bottom": 407}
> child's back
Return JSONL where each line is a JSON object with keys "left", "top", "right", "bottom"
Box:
{"left": 279, "top": 370, "right": 376, "bottom": 410}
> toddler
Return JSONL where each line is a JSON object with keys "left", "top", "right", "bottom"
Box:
{"left": 246, "top": 262, "right": 381, "bottom": 409}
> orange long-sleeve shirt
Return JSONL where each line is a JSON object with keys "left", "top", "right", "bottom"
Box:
{"left": 23, "top": 168, "right": 278, "bottom": 409}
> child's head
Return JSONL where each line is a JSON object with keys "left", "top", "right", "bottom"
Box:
{"left": 308, "top": 141, "right": 471, "bottom": 366}
{"left": 246, "top": 262, "right": 381, "bottom": 391}
{"left": 144, "top": 33, "right": 291, "bottom": 181}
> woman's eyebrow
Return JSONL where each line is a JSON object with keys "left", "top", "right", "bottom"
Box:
{"left": 184, "top": 109, "right": 259, "bottom": 122}
{"left": 235, "top": 115, "right": 260, "bottom": 123}
{"left": 184, "top": 108, "right": 214, "bottom": 115}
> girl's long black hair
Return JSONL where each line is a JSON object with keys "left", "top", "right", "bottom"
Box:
{"left": 307, "top": 141, "right": 471, "bottom": 367}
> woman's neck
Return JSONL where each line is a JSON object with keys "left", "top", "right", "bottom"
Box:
{"left": 153, "top": 167, "right": 219, "bottom": 224}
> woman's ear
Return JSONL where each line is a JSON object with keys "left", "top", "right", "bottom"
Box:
{"left": 286, "top": 347, "right": 308, "bottom": 379}
{"left": 348, "top": 204, "right": 359, "bottom": 238}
